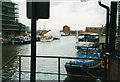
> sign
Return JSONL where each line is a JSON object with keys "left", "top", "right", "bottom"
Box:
{"left": 27, "top": 0, "right": 50, "bottom": 19}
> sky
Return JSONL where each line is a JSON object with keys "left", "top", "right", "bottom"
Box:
{"left": 11, "top": 0, "right": 110, "bottom": 31}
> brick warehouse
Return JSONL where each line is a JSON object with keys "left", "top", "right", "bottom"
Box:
{"left": 63, "top": 25, "right": 70, "bottom": 35}
{"left": 86, "top": 27, "right": 103, "bottom": 34}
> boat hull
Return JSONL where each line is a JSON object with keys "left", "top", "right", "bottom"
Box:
{"left": 40, "top": 38, "right": 53, "bottom": 42}
{"left": 40, "top": 39, "right": 53, "bottom": 42}
{"left": 40, "top": 36, "right": 53, "bottom": 42}
{"left": 23, "top": 41, "right": 31, "bottom": 44}
{"left": 10, "top": 41, "right": 24, "bottom": 44}
{"left": 65, "top": 63, "right": 104, "bottom": 77}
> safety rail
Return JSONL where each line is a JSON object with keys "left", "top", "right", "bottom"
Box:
{"left": 1, "top": 55, "right": 107, "bottom": 82}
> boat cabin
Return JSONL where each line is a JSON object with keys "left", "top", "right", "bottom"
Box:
{"left": 78, "top": 33, "right": 99, "bottom": 42}
{"left": 77, "top": 47, "right": 101, "bottom": 58}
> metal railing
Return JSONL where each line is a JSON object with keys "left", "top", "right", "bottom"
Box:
{"left": 1, "top": 55, "right": 107, "bottom": 82}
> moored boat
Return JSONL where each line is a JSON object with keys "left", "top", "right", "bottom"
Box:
{"left": 23, "top": 35, "right": 31, "bottom": 44}
{"left": 65, "top": 42, "right": 104, "bottom": 77}
{"left": 40, "top": 36, "right": 53, "bottom": 42}
{"left": 77, "top": 32, "right": 99, "bottom": 42}
{"left": 51, "top": 29, "right": 61, "bottom": 40}
{"left": 36, "top": 35, "right": 41, "bottom": 41}
{"left": 65, "top": 47, "right": 104, "bottom": 77}
{"left": 0, "top": 38, "right": 9, "bottom": 44}
{"left": 10, "top": 37, "right": 24, "bottom": 44}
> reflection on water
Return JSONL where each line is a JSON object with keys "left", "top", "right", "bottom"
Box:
{"left": 2, "top": 56, "right": 18, "bottom": 81}
{"left": 2, "top": 36, "right": 78, "bottom": 80}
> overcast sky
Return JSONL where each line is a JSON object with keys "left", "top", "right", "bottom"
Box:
{"left": 11, "top": 0, "right": 110, "bottom": 31}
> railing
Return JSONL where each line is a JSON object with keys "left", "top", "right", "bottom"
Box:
{"left": 1, "top": 55, "right": 107, "bottom": 82}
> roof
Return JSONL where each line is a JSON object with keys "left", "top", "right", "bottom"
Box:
{"left": 81, "top": 32, "right": 92, "bottom": 34}
{"left": 86, "top": 27, "right": 103, "bottom": 29}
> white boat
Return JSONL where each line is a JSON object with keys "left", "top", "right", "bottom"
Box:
{"left": 45, "top": 30, "right": 61, "bottom": 40}
{"left": 51, "top": 30, "right": 61, "bottom": 40}
{"left": 61, "top": 32, "right": 68, "bottom": 36}
{"left": 40, "top": 36, "right": 53, "bottom": 42}
{"left": 23, "top": 35, "right": 31, "bottom": 44}
{"left": 40, "top": 31, "right": 53, "bottom": 42}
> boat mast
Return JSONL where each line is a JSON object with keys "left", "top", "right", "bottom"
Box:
{"left": 76, "top": 30, "right": 78, "bottom": 43}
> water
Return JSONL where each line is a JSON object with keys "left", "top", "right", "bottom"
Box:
{"left": 2, "top": 36, "right": 78, "bottom": 81}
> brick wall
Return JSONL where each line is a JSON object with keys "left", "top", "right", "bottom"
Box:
{"left": 86, "top": 27, "right": 103, "bottom": 34}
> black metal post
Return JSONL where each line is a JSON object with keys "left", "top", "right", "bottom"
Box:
{"left": 106, "top": 7, "right": 109, "bottom": 52}
{"left": 98, "top": 2, "right": 109, "bottom": 51}
{"left": 104, "top": 56, "right": 107, "bottom": 81}
{"left": 109, "top": 2, "right": 117, "bottom": 57}
{"left": 58, "top": 58, "right": 60, "bottom": 82}
{"left": 30, "top": 2, "right": 37, "bottom": 82}
{"left": 19, "top": 56, "right": 21, "bottom": 82}
{"left": 108, "top": 2, "right": 117, "bottom": 80}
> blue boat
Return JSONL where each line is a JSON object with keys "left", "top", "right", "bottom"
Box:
{"left": 10, "top": 35, "right": 31, "bottom": 44}
{"left": 65, "top": 42, "right": 104, "bottom": 77}
{"left": 10, "top": 37, "right": 24, "bottom": 44}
